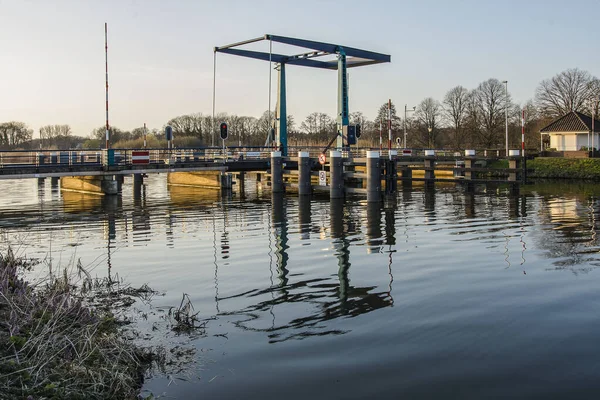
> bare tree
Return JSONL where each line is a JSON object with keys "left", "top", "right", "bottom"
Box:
{"left": 414, "top": 97, "right": 442, "bottom": 148}
{"left": 300, "top": 112, "right": 335, "bottom": 143}
{"left": 167, "top": 113, "right": 205, "bottom": 140}
{"left": 473, "top": 78, "right": 510, "bottom": 148}
{"left": 39, "top": 125, "right": 72, "bottom": 141}
{"left": 535, "top": 68, "right": 600, "bottom": 117}
{"left": 0, "top": 122, "right": 33, "bottom": 149}
{"left": 443, "top": 86, "right": 469, "bottom": 149}
{"left": 375, "top": 101, "right": 402, "bottom": 134}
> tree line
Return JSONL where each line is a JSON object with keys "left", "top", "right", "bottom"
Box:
{"left": 2, "top": 68, "right": 599, "bottom": 150}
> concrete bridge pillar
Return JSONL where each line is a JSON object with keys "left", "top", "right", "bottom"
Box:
{"left": 366, "top": 150, "right": 381, "bottom": 203}
{"left": 401, "top": 165, "right": 412, "bottom": 187}
{"left": 385, "top": 150, "right": 398, "bottom": 195}
{"left": 424, "top": 150, "right": 435, "bottom": 186}
{"left": 271, "top": 151, "right": 284, "bottom": 193}
{"left": 508, "top": 150, "right": 521, "bottom": 183}
{"left": 236, "top": 172, "right": 246, "bottom": 193}
{"left": 508, "top": 150, "right": 521, "bottom": 195}
{"left": 101, "top": 176, "right": 119, "bottom": 195}
{"left": 298, "top": 151, "right": 311, "bottom": 196}
{"left": 133, "top": 174, "right": 143, "bottom": 198}
{"left": 329, "top": 150, "right": 343, "bottom": 199}
{"left": 220, "top": 173, "right": 233, "bottom": 191}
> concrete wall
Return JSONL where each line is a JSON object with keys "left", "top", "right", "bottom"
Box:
{"left": 60, "top": 176, "right": 104, "bottom": 195}
{"left": 167, "top": 171, "right": 222, "bottom": 189}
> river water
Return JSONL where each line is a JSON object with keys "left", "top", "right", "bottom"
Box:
{"left": 2, "top": 175, "right": 600, "bottom": 399}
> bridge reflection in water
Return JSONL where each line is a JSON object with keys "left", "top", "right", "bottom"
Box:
{"left": 213, "top": 193, "right": 395, "bottom": 343}
{"left": 12, "top": 175, "right": 600, "bottom": 345}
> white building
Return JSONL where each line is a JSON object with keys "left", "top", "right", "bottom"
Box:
{"left": 540, "top": 111, "right": 600, "bottom": 152}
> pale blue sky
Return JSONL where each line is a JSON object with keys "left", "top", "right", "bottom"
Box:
{"left": 1, "top": 0, "right": 599, "bottom": 137}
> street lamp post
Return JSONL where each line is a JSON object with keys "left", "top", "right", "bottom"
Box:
{"left": 404, "top": 104, "right": 416, "bottom": 148}
{"left": 503, "top": 80, "right": 508, "bottom": 157}
{"left": 427, "top": 126, "right": 433, "bottom": 149}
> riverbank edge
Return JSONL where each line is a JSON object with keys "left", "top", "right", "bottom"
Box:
{"left": 0, "top": 249, "right": 154, "bottom": 399}
{"left": 488, "top": 158, "right": 600, "bottom": 180}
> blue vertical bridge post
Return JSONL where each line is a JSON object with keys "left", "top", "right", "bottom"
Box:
{"left": 213, "top": 35, "right": 390, "bottom": 156}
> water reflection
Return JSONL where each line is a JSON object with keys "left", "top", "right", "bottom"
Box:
{"left": 298, "top": 195, "right": 311, "bottom": 240}
{"left": 8, "top": 178, "right": 600, "bottom": 344}
{"left": 366, "top": 201, "right": 383, "bottom": 253}
{"left": 272, "top": 193, "right": 289, "bottom": 288}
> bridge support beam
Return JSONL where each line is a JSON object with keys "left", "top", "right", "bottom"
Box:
{"left": 271, "top": 151, "right": 284, "bottom": 192}
{"left": 330, "top": 150, "right": 344, "bottom": 199}
{"left": 276, "top": 63, "right": 287, "bottom": 156}
{"left": 366, "top": 151, "right": 381, "bottom": 203}
{"left": 298, "top": 151, "right": 311, "bottom": 196}
{"left": 167, "top": 171, "right": 232, "bottom": 190}
{"left": 60, "top": 176, "right": 118, "bottom": 195}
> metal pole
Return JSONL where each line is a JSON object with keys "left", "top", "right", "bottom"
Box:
{"left": 388, "top": 99, "right": 392, "bottom": 159}
{"left": 105, "top": 23, "right": 110, "bottom": 149}
{"left": 379, "top": 120, "right": 382, "bottom": 151}
{"left": 504, "top": 80, "right": 508, "bottom": 157}
{"left": 404, "top": 104, "right": 407, "bottom": 149}
{"left": 521, "top": 109, "right": 525, "bottom": 157}
{"left": 268, "top": 39, "right": 272, "bottom": 143}
{"left": 212, "top": 51, "right": 216, "bottom": 147}
{"left": 593, "top": 101, "right": 596, "bottom": 156}
{"left": 143, "top": 122, "right": 147, "bottom": 149}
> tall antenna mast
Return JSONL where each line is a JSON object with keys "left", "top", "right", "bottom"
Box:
{"left": 105, "top": 22, "right": 110, "bottom": 149}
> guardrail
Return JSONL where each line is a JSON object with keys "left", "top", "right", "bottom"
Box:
{"left": 0, "top": 146, "right": 525, "bottom": 170}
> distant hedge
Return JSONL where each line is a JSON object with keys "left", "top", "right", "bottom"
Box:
{"left": 529, "top": 158, "right": 600, "bottom": 180}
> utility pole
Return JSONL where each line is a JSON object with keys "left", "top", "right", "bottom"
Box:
{"left": 404, "top": 104, "right": 415, "bottom": 148}
{"left": 593, "top": 97, "right": 597, "bottom": 157}
{"left": 388, "top": 99, "right": 392, "bottom": 158}
{"left": 105, "top": 22, "right": 110, "bottom": 149}
{"left": 503, "top": 80, "right": 508, "bottom": 157}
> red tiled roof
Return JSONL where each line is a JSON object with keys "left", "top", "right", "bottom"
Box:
{"left": 540, "top": 111, "right": 600, "bottom": 133}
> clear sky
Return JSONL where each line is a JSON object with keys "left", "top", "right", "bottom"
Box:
{"left": 1, "top": 0, "right": 599, "bottom": 137}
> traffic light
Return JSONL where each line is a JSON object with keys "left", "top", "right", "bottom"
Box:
{"left": 355, "top": 124, "right": 361, "bottom": 139}
{"left": 165, "top": 125, "right": 173, "bottom": 141}
{"left": 220, "top": 122, "right": 228, "bottom": 140}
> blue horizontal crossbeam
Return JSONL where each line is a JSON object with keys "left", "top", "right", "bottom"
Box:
{"left": 266, "top": 34, "right": 391, "bottom": 63}
{"left": 217, "top": 48, "right": 336, "bottom": 69}
{"left": 214, "top": 34, "right": 391, "bottom": 68}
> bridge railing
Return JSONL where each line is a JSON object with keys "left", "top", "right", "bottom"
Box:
{"left": 0, "top": 147, "right": 512, "bottom": 170}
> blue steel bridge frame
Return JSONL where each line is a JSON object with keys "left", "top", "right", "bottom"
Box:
{"left": 214, "top": 34, "right": 391, "bottom": 156}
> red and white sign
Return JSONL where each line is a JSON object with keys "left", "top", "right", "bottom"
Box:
{"left": 401, "top": 149, "right": 413, "bottom": 156}
{"left": 131, "top": 150, "right": 150, "bottom": 164}
{"left": 318, "top": 153, "right": 326, "bottom": 165}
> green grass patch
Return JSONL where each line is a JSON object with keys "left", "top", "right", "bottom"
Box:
{"left": 529, "top": 158, "right": 600, "bottom": 180}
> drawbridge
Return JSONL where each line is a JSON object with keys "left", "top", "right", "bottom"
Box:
{"left": 213, "top": 34, "right": 391, "bottom": 155}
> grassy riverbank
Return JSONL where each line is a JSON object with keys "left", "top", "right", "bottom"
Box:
{"left": 527, "top": 158, "right": 600, "bottom": 179}
{"left": 488, "top": 158, "right": 600, "bottom": 180}
{"left": 0, "top": 249, "right": 156, "bottom": 399}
